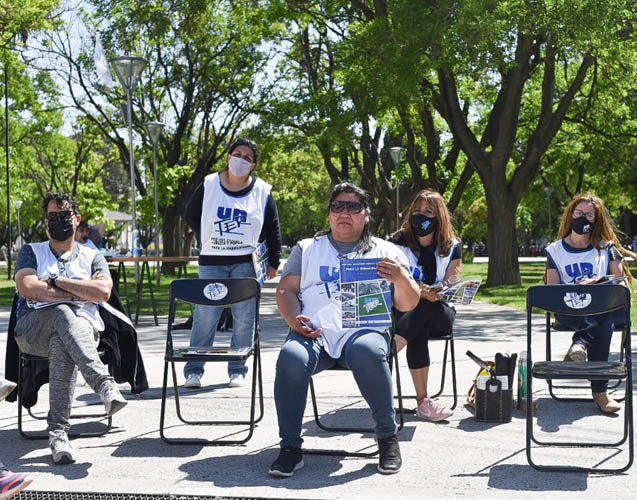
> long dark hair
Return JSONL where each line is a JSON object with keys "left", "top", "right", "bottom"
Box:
{"left": 315, "top": 181, "right": 374, "bottom": 254}
{"left": 392, "top": 189, "right": 459, "bottom": 257}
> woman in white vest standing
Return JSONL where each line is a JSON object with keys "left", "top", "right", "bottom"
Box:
{"left": 183, "top": 138, "right": 281, "bottom": 388}
{"left": 545, "top": 193, "right": 635, "bottom": 413}
{"left": 388, "top": 190, "right": 462, "bottom": 422}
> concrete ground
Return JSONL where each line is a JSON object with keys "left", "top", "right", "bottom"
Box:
{"left": 1, "top": 280, "right": 635, "bottom": 499}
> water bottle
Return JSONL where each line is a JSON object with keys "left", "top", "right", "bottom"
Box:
{"left": 518, "top": 351, "right": 527, "bottom": 408}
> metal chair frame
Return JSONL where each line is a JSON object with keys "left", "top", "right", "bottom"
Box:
{"left": 305, "top": 331, "right": 405, "bottom": 458}
{"left": 525, "top": 284, "right": 633, "bottom": 473}
{"left": 17, "top": 351, "right": 112, "bottom": 440}
{"left": 545, "top": 312, "right": 625, "bottom": 400}
{"left": 159, "top": 278, "right": 264, "bottom": 445}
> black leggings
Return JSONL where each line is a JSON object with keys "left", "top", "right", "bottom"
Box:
{"left": 395, "top": 299, "right": 456, "bottom": 369}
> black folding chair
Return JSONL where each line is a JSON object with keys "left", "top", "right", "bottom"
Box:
{"left": 397, "top": 329, "right": 458, "bottom": 412}
{"left": 545, "top": 310, "right": 626, "bottom": 400}
{"left": 159, "top": 278, "right": 263, "bottom": 445}
{"left": 525, "top": 284, "right": 633, "bottom": 473}
{"left": 305, "top": 330, "right": 405, "bottom": 457}
{"left": 17, "top": 351, "right": 112, "bottom": 440}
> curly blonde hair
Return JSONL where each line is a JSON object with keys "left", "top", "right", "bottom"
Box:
{"left": 557, "top": 192, "right": 636, "bottom": 283}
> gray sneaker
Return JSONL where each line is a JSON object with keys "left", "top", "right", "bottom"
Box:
{"left": 99, "top": 381, "right": 128, "bottom": 416}
{"left": 49, "top": 430, "right": 76, "bottom": 464}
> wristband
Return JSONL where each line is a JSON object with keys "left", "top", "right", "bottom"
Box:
{"left": 48, "top": 275, "right": 58, "bottom": 289}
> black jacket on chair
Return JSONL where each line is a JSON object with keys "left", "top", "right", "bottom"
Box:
{"left": 4, "top": 290, "right": 149, "bottom": 407}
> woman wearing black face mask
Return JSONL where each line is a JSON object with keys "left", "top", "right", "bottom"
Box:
{"left": 388, "top": 190, "right": 462, "bottom": 421}
{"left": 545, "top": 193, "right": 636, "bottom": 414}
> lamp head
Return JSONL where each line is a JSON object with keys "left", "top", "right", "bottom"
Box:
{"left": 389, "top": 147, "right": 404, "bottom": 165}
{"left": 109, "top": 55, "right": 147, "bottom": 91}
{"left": 144, "top": 121, "right": 165, "bottom": 145}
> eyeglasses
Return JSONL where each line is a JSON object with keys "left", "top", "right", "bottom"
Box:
{"left": 572, "top": 209, "right": 595, "bottom": 222}
{"left": 47, "top": 210, "right": 74, "bottom": 221}
{"left": 329, "top": 200, "right": 365, "bottom": 214}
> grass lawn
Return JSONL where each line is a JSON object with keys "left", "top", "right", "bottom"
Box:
{"left": 0, "top": 262, "right": 635, "bottom": 324}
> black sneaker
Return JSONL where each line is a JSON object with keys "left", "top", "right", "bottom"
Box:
{"left": 268, "top": 446, "right": 304, "bottom": 477}
{"left": 377, "top": 435, "right": 402, "bottom": 474}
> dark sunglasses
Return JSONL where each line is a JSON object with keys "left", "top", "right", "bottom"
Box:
{"left": 47, "top": 210, "right": 74, "bottom": 221}
{"left": 329, "top": 200, "right": 365, "bottom": 214}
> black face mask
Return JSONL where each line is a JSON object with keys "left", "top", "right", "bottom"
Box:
{"left": 411, "top": 214, "right": 438, "bottom": 237}
{"left": 48, "top": 217, "right": 75, "bottom": 242}
{"left": 572, "top": 216, "right": 593, "bottom": 235}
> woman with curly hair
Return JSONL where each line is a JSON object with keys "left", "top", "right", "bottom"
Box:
{"left": 545, "top": 192, "right": 636, "bottom": 413}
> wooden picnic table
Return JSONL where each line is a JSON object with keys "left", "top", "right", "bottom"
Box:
{"left": 106, "top": 256, "right": 199, "bottom": 325}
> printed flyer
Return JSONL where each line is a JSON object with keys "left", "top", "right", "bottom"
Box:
{"left": 440, "top": 278, "right": 482, "bottom": 305}
{"left": 339, "top": 258, "right": 393, "bottom": 328}
{"left": 252, "top": 241, "right": 269, "bottom": 285}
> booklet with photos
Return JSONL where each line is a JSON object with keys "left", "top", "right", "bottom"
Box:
{"left": 440, "top": 278, "right": 482, "bottom": 305}
{"left": 339, "top": 258, "right": 393, "bottom": 328}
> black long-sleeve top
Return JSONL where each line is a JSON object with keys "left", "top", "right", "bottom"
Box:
{"left": 185, "top": 176, "right": 282, "bottom": 269}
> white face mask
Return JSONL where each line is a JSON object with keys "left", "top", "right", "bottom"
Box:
{"left": 228, "top": 155, "right": 253, "bottom": 177}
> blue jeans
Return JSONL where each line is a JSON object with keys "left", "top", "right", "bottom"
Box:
{"left": 184, "top": 262, "right": 257, "bottom": 378}
{"left": 556, "top": 312, "right": 614, "bottom": 392}
{"left": 274, "top": 329, "right": 397, "bottom": 449}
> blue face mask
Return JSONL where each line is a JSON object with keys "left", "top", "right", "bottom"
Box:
{"left": 411, "top": 214, "right": 438, "bottom": 237}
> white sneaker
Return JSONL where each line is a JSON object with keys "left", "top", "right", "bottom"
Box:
{"left": 49, "top": 430, "right": 76, "bottom": 465}
{"left": 99, "top": 381, "right": 128, "bottom": 416}
{"left": 184, "top": 374, "right": 201, "bottom": 388}
{"left": 228, "top": 374, "right": 246, "bottom": 388}
{"left": 0, "top": 378, "right": 17, "bottom": 402}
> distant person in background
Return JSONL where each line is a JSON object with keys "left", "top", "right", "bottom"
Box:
{"left": 183, "top": 138, "right": 282, "bottom": 389}
{"left": 545, "top": 193, "right": 637, "bottom": 413}
{"left": 1, "top": 378, "right": 33, "bottom": 498}
{"left": 75, "top": 220, "right": 99, "bottom": 250}
{"left": 388, "top": 190, "right": 461, "bottom": 422}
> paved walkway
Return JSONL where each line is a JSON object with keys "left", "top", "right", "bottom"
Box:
{"left": 1, "top": 282, "right": 635, "bottom": 499}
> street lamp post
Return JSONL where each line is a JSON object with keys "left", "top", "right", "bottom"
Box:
{"left": 144, "top": 121, "right": 164, "bottom": 284}
{"left": 389, "top": 147, "right": 405, "bottom": 231}
{"left": 110, "top": 55, "right": 147, "bottom": 282}
{"left": 5, "top": 57, "right": 11, "bottom": 278}
{"left": 545, "top": 186, "right": 553, "bottom": 240}
{"left": 14, "top": 200, "right": 23, "bottom": 250}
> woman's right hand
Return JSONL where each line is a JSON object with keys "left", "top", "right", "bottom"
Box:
{"left": 420, "top": 284, "right": 442, "bottom": 302}
{"left": 294, "top": 314, "right": 322, "bottom": 339}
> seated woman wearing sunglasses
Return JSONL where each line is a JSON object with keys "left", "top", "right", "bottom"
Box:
{"left": 388, "top": 190, "right": 461, "bottom": 422}
{"left": 270, "top": 182, "right": 420, "bottom": 477}
{"left": 545, "top": 193, "right": 636, "bottom": 414}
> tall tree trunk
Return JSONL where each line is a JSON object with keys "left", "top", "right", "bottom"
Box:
{"left": 485, "top": 191, "right": 520, "bottom": 285}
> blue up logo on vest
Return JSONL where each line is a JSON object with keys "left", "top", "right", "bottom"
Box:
{"left": 319, "top": 266, "right": 340, "bottom": 299}
{"left": 565, "top": 262, "right": 594, "bottom": 283}
{"left": 410, "top": 266, "right": 424, "bottom": 281}
{"left": 214, "top": 206, "right": 251, "bottom": 236}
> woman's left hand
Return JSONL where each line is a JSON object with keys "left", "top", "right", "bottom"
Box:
{"left": 267, "top": 266, "right": 278, "bottom": 280}
{"left": 377, "top": 258, "right": 408, "bottom": 283}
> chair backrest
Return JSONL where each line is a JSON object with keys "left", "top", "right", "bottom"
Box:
{"left": 169, "top": 278, "right": 260, "bottom": 307}
{"left": 527, "top": 284, "right": 630, "bottom": 317}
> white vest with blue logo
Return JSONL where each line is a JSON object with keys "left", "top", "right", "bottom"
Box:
{"left": 299, "top": 234, "right": 409, "bottom": 358}
{"left": 396, "top": 240, "right": 460, "bottom": 286}
{"left": 545, "top": 239, "right": 613, "bottom": 284}
{"left": 200, "top": 172, "right": 272, "bottom": 256}
{"left": 26, "top": 241, "right": 104, "bottom": 331}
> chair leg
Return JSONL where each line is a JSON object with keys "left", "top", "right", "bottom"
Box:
{"left": 18, "top": 357, "right": 112, "bottom": 440}
{"left": 161, "top": 352, "right": 263, "bottom": 445}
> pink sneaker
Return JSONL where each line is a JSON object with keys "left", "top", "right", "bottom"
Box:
{"left": 416, "top": 398, "right": 453, "bottom": 421}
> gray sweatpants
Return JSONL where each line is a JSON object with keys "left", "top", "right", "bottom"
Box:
{"left": 14, "top": 304, "right": 112, "bottom": 432}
